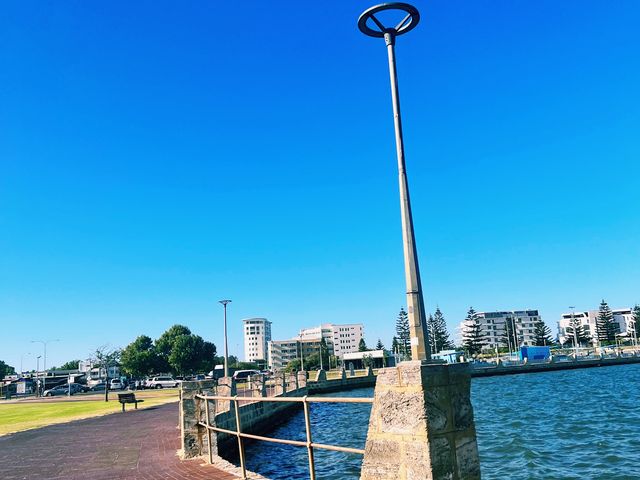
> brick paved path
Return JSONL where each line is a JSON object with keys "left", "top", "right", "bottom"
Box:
{"left": 0, "top": 402, "right": 238, "bottom": 480}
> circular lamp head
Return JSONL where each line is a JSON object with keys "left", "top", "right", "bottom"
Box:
{"left": 358, "top": 3, "right": 420, "bottom": 38}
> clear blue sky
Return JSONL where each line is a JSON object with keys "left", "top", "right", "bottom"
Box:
{"left": 1, "top": 1, "right": 639, "bottom": 370}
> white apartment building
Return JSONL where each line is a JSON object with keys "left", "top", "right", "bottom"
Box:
{"left": 557, "top": 308, "right": 632, "bottom": 346}
{"left": 268, "top": 339, "right": 299, "bottom": 371}
{"left": 243, "top": 318, "right": 272, "bottom": 363}
{"left": 267, "top": 323, "right": 365, "bottom": 371}
{"left": 460, "top": 310, "right": 542, "bottom": 349}
{"left": 299, "top": 323, "right": 364, "bottom": 358}
{"left": 331, "top": 323, "right": 364, "bottom": 357}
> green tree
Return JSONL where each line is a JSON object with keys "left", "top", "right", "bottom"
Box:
{"left": 58, "top": 360, "right": 80, "bottom": 370}
{"left": 564, "top": 315, "right": 591, "bottom": 347}
{"left": 168, "top": 334, "right": 215, "bottom": 376}
{"left": 633, "top": 305, "right": 640, "bottom": 341}
{"left": 501, "top": 317, "right": 518, "bottom": 351}
{"left": 462, "top": 307, "right": 484, "bottom": 356}
{"left": 92, "top": 346, "right": 121, "bottom": 402}
{"left": 285, "top": 358, "right": 301, "bottom": 373}
{"left": 200, "top": 341, "right": 217, "bottom": 372}
{"left": 120, "top": 335, "right": 160, "bottom": 378}
{"left": 533, "top": 319, "right": 553, "bottom": 346}
{"left": 596, "top": 299, "right": 617, "bottom": 345}
{"left": 156, "top": 324, "right": 192, "bottom": 372}
{"left": 431, "top": 307, "right": 454, "bottom": 353}
{"left": 391, "top": 336, "right": 399, "bottom": 354}
{"left": 319, "top": 337, "right": 330, "bottom": 369}
{"left": 358, "top": 338, "right": 368, "bottom": 352}
{"left": 375, "top": 338, "right": 384, "bottom": 350}
{"left": 395, "top": 308, "right": 411, "bottom": 357}
{"left": 362, "top": 354, "right": 374, "bottom": 369}
{"left": 0, "top": 360, "right": 16, "bottom": 379}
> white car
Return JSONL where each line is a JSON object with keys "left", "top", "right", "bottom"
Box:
{"left": 146, "top": 376, "right": 179, "bottom": 389}
{"left": 110, "top": 379, "right": 124, "bottom": 390}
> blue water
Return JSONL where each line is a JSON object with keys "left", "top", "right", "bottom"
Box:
{"left": 239, "top": 364, "right": 640, "bottom": 479}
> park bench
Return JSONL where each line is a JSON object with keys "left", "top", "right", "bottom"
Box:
{"left": 118, "top": 392, "right": 144, "bottom": 412}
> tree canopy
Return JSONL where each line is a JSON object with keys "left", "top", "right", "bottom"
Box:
{"left": 533, "top": 319, "right": 553, "bottom": 347}
{"left": 462, "top": 307, "right": 484, "bottom": 356}
{"left": 58, "top": 360, "right": 80, "bottom": 370}
{"left": 395, "top": 308, "right": 411, "bottom": 358}
{"left": 564, "top": 314, "right": 591, "bottom": 347}
{"left": 596, "top": 299, "right": 617, "bottom": 345}
{"left": 428, "top": 307, "right": 454, "bottom": 354}
{"left": 120, "top": 335, "right": 161, "bottom": 378}
{"left": 120, "top": 325, "right": 216, "bottom": 378}
{"left": 0, "top": 360, "right": 15, "bottom": 379}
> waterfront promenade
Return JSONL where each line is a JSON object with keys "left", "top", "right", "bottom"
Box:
{"left": 0, "top": 402, "right": 239, "bottom": 480}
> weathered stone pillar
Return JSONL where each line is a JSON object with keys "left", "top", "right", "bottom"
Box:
{"left": 274, "top": 372, "right": 286, "bottom": 396}
{"left": 360, "top": 361, "right": 480, "bottom": 480}
{"left": 180, "top": 380, "right": 217, "bottom": 459}
{"left": 217, "top": 377, "right": 236, "bottom": 412}
{"left": 297, "top": 370, "right": 308, "bottom": 388}
{"left": 287, "top": 372, "right": 299, "bottom": 392}
{"left": 249, "top": 374, "right": 267, "bottom": 397}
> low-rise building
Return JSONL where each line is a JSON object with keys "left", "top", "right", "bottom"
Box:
{"left": 557, "top": 308, "right": 632, "bottom": 346}
{"left": 459, "top": 310, "right": 542, "bottom": 349}
{"left": 267, "top": 339, "right": 299, "bottom": 372}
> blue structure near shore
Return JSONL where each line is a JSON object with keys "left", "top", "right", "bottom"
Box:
{"left": 519, "top": 346, "right": 550, "bottom": 362}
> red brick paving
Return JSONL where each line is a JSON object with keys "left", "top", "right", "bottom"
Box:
{"left": 0, "top": 402, "right": 238, "bottom": 480}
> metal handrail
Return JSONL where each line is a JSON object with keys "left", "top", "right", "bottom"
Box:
{"left": 196, "top": 393, "right": 373, "bottom": 480}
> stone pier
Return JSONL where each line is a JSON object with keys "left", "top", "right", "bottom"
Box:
{"left": 360, "top": 361, "right": 480, "bottom": 480}
{"left": 180, "top": 380, "right": 216, "bottom": 459}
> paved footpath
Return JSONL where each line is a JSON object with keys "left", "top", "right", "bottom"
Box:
{"left": 0, "top": 402, "right": 238, "bottom": 480}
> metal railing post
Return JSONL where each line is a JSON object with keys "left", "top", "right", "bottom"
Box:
{"left": 302, "top": 396, "right": 316, "bottom": 480}
{"left": 233, "top": 396, "right": 247, "bottom": 479}
{"left": 204, "top": 398, "right": 213, "bottom": 465}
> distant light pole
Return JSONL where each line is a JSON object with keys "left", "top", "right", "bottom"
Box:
{"left": 31, "top": 339, "right": 59, "bottom": 394}
{"left": 218, "top": 300, "right": 232, "bottom": 378}
{"left": 569, "top": 306, "right": 579, "bottom": 358}
{"left": 20, "top": 353, "right": 31, "bottom": 376}
{"left": 36, "top": 355, "right": 42, "bottom": 396}
{"left": 358, "top": 3, "right": 430, "bottom": 361}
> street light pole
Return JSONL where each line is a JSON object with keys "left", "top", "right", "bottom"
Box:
{"left": 359, "top": 3, "right": 430, "bottom": 361}
{"left": 36, "top": 355, "right": 41, "bottom": 396}
{"left": 569, "top": 306, "right": 579, "bottom": 358}
{"left": 20, "top": 353, "right": 31, "bottom": 376}
{"left": 31, "top": 339, "right": 59, "bottom": 394}
{"left": 218, "top": 300, "right": 232, "bottom": 378}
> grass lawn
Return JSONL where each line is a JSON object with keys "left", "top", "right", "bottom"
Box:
{"left": 0, "top": 389, "right": 179, "bottom": 436}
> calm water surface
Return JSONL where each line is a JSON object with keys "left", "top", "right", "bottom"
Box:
{"left": 239, "top": 364, "right": 640, "bottom": 479}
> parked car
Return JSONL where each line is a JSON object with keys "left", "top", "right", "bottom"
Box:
{"left": 43, "top": 384, "right": 82, "bottom": 397}
{"left": 110, "top": 379, "right": 124, "bottom": 390}
{"left": 89, "top": 382, "right": 106, "bottom": 392}
{"left": 232, "top": 370, "right": 261, "bottom": 382}
{"left": 146, "top": 376, "right": 180, "bottom": 389}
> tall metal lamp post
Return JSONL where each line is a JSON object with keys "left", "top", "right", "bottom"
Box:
{"left": 358, "top": 3, "right": 430, "bottom": 361}
{"left": 31, "top": 339, "right": 59, "bottom": 394}
{"left": 569, "top": 306, "right": 579, "bottom": 358}
{"left": 218, "top": 300, "right": 232, "bottom": 377}
{"left": 36, "top": 355, "right": 41, "bottom": 396}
